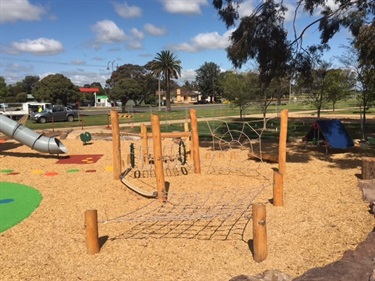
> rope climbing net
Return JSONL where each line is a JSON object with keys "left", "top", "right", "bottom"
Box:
{"left": 202, "top": 117, "right": 278, "bottom": 177}
{"left": 99, "top": 183, "right": 271, "bottom": 241}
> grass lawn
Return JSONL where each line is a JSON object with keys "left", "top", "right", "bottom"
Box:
{"left": 23, "top": 100, "right": 374, "bottom": 141}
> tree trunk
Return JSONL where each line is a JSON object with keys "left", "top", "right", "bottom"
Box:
{"left": 362, "top": 157, "right": 375, "bottom": 180}
{"left": 165, "top": 73, "right": 171, "bottom": 112}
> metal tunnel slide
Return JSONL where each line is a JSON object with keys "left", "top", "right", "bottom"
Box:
{"left": 0, "top": 114, "right": 67, "bottom": 154}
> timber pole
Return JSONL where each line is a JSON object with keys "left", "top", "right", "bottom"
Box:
{"left": 151, "top": 114, "right": 167, "bottom": 202}
{"left": 111, "top": 110, "right": 122, "bottom": 180}
{"left": 85, "top": 210, "right": 100, "bottom": 255}
{"left": 252, "top": 204, "right": 267, "bottom": 262}
{"left": 278, "top": 109, "right": 288, "bottom": 176}
{"left": 190, "top": 109, "right": 201, "bottom": 174}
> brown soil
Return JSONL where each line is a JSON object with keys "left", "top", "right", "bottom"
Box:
{"left": 0, "top": 127, "right": 374, "bottom": 281}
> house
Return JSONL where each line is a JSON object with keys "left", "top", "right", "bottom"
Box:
{"left": 174, "top": 89, "right": 200, "bottom": 104}
{"left": 157, "top": 89, "right": 201, "bottom": 104}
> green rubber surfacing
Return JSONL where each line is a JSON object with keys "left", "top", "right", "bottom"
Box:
{"left": 0, "top": 182, "right": 42, "bottom": 233}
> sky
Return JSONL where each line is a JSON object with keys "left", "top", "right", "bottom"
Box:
{"left": 0, "top": 0, "right": 352, "bottom": 87}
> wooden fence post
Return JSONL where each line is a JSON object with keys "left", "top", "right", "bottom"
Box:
{"left": 253, "top": 204, "right": 267, "bottom": 262}
{"left": 190, "top": 109, "right": 201, "bottom": 174}
{"left": 111, "top": 110, "right": 122, "bottom": 180}
{"left": 141, "top": 124, "right": 149, "bottom": 165}
{"left": 151, "top": 115, "right": 167, "bottom": 202}
{"left": 278, "top": 109, "right": 288, "bottom": 176}
{"left": 184, "top": 121, "right": 191, "bottom": 160}
{"left": 273, "top": 171, "right": 284, "bottom": 206}
{"left": 85, "top": 210, "right": 99, "bottom": 255}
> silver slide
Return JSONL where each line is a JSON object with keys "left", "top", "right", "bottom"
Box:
{"left": 0, "top": 114, "right": 67, "bottom": 154}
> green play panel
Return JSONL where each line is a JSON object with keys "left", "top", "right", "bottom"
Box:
{"left": 0, "top": 182, "right": 42, "bottom": 233}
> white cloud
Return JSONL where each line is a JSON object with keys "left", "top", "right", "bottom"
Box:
{"left": 0, "top": 0, "right": 46, "bottom": 23}
{"left": 92, "top": 20, "right": 127, "bottom": 46}
{"left": 170, "top": 30, "right": 232, "bottom": 52}
{"left": 131, "top": 28, "right": 145, "bottom": 40}
{"left": 71, "top": 60, "right": 86, "bottom": 65}
{"left": 181, "top": 69, "right": 197, "bottom": 82}
{"left": 113, "top": 2, "right": 142, "bottom": 18}
{"left": 238, "top": 0, "right": 255, "bottom": 19}
{"left": 9, "top": 38, "right": 64, "bottom": 55}
{"left": 160, "top": 0, "right": 208, "bottom": 14}
{"left": 127, "top": 41, "right": 143, "bottom": 50}
{"left": 144, "top": 23, "right": 167, "bottom": 36}
{"left": 283, "top": 3, "right": 298, "bottom": 22}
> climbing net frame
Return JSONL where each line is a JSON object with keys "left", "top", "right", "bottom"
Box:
{"left": 99, "top": 182, "right": 271, "bottom": 241}
{"left": 93, "top": 109, "right": 288, "bottom": 243}
{"left": 201, "top": 116, "right": 280, "bottom": 177}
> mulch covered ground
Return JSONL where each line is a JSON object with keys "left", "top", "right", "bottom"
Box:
{"left": 0, "top": 124, "right": 374, "bottom": 281}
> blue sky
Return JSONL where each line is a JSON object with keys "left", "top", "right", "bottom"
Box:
{"left": 0, "top": 0, "right": 352, "bottom": 87}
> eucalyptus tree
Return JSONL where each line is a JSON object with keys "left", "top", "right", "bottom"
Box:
{"left": 109, "top": 78, "right": 142, "bottom": 111}
{"left": 195, "top": 62, "right": 222, "bottom": 103}
{"left": 341, "top": 24, "right": 375, "bottom": 139}
{"left": 324, "top": 69, "right": 355, "bottom": 111}
{"left": 107, "top": 64, "right": 157, "bottom": 109}
{"left": 0, "top": 76, "right": 9, "bottom": 102}
{"left": 32, "top": 74, "right": 79, "bottom": 105}
{"left": 354, "top": 23, "right": 375, "bottom": 119}
{"left": 221, "top": 71, "right": 261, "bottom": 119}
{"left": 23, "top": 76, "right": 39, "bottom": 96}
{"left": 212, "top": 0, "right": 374, "bottom": 79}
{"left": 296, "top": 61, "right": 332, "bottom": 118}
{"left": 149, "top": 50, "right": 182, "bottom": 111}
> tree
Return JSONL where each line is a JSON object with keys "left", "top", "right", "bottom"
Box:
{"left": 23, "top": 76, "right": 40, "bottom": 97}
{"left": 325, "top": 69, "right": 355, "bottom": 111}
{"left": 149, "top": 50, "right": 182, "bottom": 111}
{"left": 214, "top": 0, "right": 291, "bottom": 86}
{"left": 258, "top": 75, "right": 290, "bottom": 120}
{"left": 222, "top": 71, "right": 261, "bottom": 119}
{"left": 195, "top": 62, "right": 222, "bottom": 103}
{"left": 107, "top": 64, "right": 158, "bottom": 108}
{"left": 108, "top": 78, "right": 142, "bottom": 111}
{"left": 32, "top": 74, "right": 80, "bottom": 104}
{"left": 353, "top": 23, "right": 375, "bottom": 138}
{"left": 298, "top": 62, "right": 331, "bottom": 118}
{"left": 0, "top": 76, "right": 8, "bottom": 102}
{"left": 212, "top": 0, "right": 374, "bottom": 76}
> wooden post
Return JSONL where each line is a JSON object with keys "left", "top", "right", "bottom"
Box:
{"left": 362, "top": 157, "right": 375, "bottom": 180}
{"left": 111, "top": 110, "right": 122, "bottom": 180}
{"left": 184, "top": 121, "right": 191, "bottom": 160}
{"left": 252, "top": 204, "right": 267, "bottom": 262}
{"left": 141, "top": 124, "right": 149, "bottom": 165}
{"left": 151, "top": 115, "right": 167, "bottom": 202}
{"left": 273, "top": 171, "right": 283, "bottom": 206}
{"left": 190, "top": 109, "right": 201, "bottom": 174}
{"left": 278, "top": 109, "right": 288, "bottom": 176}
{"left": 85, "top": 210, "right": 99, "bottom": 255}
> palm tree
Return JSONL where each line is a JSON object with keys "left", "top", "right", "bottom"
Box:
{"left": 149, "top": 50, "right": 182, "bottom": 111}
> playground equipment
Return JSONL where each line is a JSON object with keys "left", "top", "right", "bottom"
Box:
{"left": 111, "top": 109, "right": 201, "bottom": 202}
{"left": 303, "top": 119, "right": 354, "bottom": 150}
{"left": 0, "top": 114, "right": 67, "bottom": 154}
{"left": 80, "top": 132, "right": 92, "bottom": 145}
{"left": 85, "top": 109, "right": 289, "bottom": 262}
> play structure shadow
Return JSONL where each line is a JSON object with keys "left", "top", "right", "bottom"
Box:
{"left": 0, "top": 142, "right": 23, "bottom": 152}
{"left": 99, "top": 235, "right": 109, "bottom": 249}
{"left": 0, "top": 151, "right": 64, "bottom": 159}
